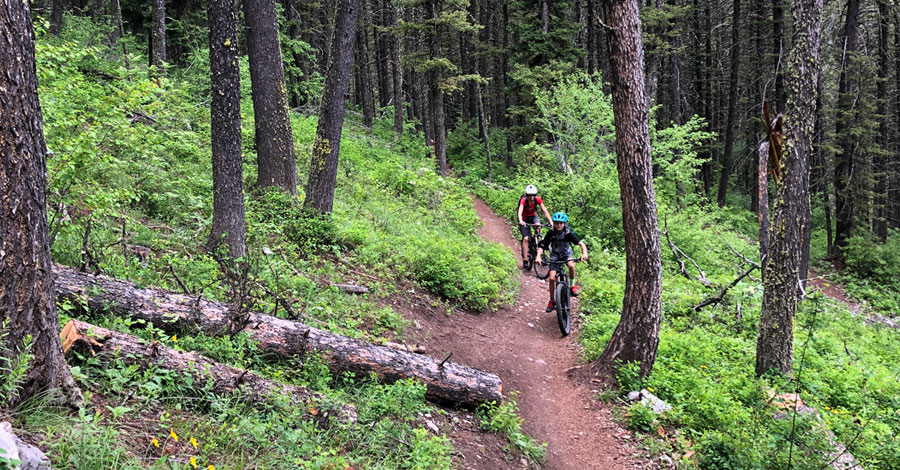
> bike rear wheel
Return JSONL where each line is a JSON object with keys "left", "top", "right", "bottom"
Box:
{"left": 556, "top": 282, "right": 571, "bottom": 336}
{"left": 533, "top": 252, "right": 550, "bottom": 279}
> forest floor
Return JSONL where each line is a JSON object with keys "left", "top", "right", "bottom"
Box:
{"left": 395, "top": 199, "right": 656, "bottom": 470}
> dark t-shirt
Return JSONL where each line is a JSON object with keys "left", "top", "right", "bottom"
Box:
{"left": 538, "top": 226, "right": 581, "bottom": 255}
{"left": 519, "top": 196, "right": 543, "bottom": 217}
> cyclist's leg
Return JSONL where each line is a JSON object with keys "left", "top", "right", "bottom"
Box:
{"left": 548, "top": 269, "right": 557, "bottom": 298}
{"left": 519, "top": 222, "right": 531, "bottom": 258}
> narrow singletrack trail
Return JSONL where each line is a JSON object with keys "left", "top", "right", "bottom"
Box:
{"left": 426, "top": 199, "right": 650, "bottom": 470}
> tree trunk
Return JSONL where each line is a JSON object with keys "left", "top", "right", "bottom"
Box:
{"left": 62, "top": 320, "right": 357, "bottom": 422}
{"left": 756, "top": 0, "right": 821, "bottom": 377}
{"left": 758, "top": 141, "right": 771, "bottom": 262}
{"left": 586, "top": 0, "right": 597, "bottom": 74}
{"left": 356, "top": 2, "right": 375, "bottom": 130}
{"left": 391, "top": 0, "right": 404, "bottom": 136}
{"left": 151, "top": 0, "right": 166, "bottom": 69}
{"left": 717, "top": 0, "right": 741, "bottom": 207}
{"left": 245, "top": 0, "right": 298, "bottom": 196}
{"left": 375, "top": 0, "right": 391, "bottom": 108}
{"left": 812, "top": 77, "right": 832, "bottom": 257}
{"left": 305, "top": 0, "right": 361, "bottom": 213}
{"left": 427, "top": 0, "right": 448, "bottom": 176}
{"left": 874, "top": 0, "right": 889, "bottom": 242}
{"left": 54, "top": 266, "right": 503, "bottom": 407}
{"left": 476, "top": 83, "right": 492, "bottom": 182}
{"left": 832, "top": 0, "right": 860, "bottom": 263}
{"left": 207, "top": 0, "right": 247, "bottom": 258}
{"left": 595, "top": 0, "right": 663, "bottom": 378}
{"left": 50, "top": 0, "right": 64, "bottom": 36}
{"left": 0, "top": 0, "right": 81, "bottom": 407}
{"left": 773, "top": 0, "right": 785, "bottom": 113}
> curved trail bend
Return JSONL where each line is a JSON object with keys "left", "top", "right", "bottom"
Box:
{"left": 428, "top": 199, "right": 651, "bottom": 470}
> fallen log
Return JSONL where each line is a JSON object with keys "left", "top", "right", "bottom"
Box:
{"left": 54, "top": 265, "right": 502, "bottom": 407}
{"left": 330, "top": 283, "right": 369, "bottom": 294}
{"left": 61, "top": 319, "right": 357, "bottom": 423}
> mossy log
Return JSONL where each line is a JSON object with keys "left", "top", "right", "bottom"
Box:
{"left": 54, "top": 265, "right": 503, "bottom": 407}
{"left": 61, "top": 319, "right": 357, "bottom": 423}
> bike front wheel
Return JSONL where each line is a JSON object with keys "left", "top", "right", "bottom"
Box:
{"left": 556, "top": 282, "right": 571, "bottom": 336}
{"left": 533, "top": 252, "right": 551, "bottom": 279}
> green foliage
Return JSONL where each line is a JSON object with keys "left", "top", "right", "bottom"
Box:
{"left": 841, "top": 231, "right": 900, "bottom": 313}
{"left": 0, "top": 320, "right": 34, "bottom": 408}
{"left": 626, "top": 403, "right": 656, "bottom": 433}
{"left": 476, "top": 392, "right": 547, "bottom": 462}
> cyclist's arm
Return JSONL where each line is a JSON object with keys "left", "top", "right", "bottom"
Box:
{"left": 578, "top": 241, "right": 588, "bottom": 261}
{"left": 539, "top": 202, "right": 553, "bottom": 223}
{"left": 517, "top": 200, "right": 525, "bottom": 225}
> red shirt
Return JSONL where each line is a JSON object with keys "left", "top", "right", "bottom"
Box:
{"left": 519, "top": 196, "right": 542, "bottom": 217}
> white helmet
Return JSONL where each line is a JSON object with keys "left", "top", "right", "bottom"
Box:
{"left": 525, "top": 184, "right": 538, "bottom": 195}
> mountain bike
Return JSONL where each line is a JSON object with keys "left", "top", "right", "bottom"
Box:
{"left": 547, "top": 258, "right": 582, "bottom": 336}
{"left": 524, "top": 223, "right": 550, "bottom": 279}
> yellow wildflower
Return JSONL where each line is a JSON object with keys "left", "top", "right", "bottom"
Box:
{"left": 190, "top": 437, "right": 198, "bottom": 449}
{"left": 170, "top": 429, "right": 179, "bottom": 442}
{"left": 190, "top": 456, "right": 198, "bottom": 468}
{"left": 208, "top": 466, "right": 215, "bottom": 470}
{"left": 151, "top": 438, "right": 160, "bottom": 448}
{"left": 647, "top": 387, "right": 654, "bottom": 392}
{"left": 172, "top": 335, "right": 178, "bottom": 343}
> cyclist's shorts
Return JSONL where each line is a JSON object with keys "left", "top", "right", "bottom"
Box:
{"left": 519, "top": 215, "right": 540, "bottom": 238}
{"left": 549, "top": 248, "right": 574, "bottom": 272}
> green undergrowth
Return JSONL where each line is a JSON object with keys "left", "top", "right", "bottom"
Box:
{"left": 18, "top": 15, "right": 524, "bottom": 469}
{"left": 453, "top": 73, "right": 900, "bottom": 467}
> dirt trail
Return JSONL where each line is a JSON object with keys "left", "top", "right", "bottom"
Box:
{"left": 424, "top": 199, "right": 650, "bottom": 470}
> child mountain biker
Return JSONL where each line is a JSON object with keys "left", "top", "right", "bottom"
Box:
{"left": 536, "top": 212, "right": 588, "bottom": 313}
{"left": 518, "top": 184, "right": 553, "bottom": 269}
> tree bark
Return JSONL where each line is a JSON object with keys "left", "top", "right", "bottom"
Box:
{"left": 427, "top": 0, "right": 448, "bottom": 176}
{"left": 50, "top": 0, "right": 64, "bottom": 36}
{"left": 54, "top": 266, "right": 503, "bottom": 407}
{"left": 391, "top": 0, "right": 404, "bottom": 136}
{"left": 476, "top": 83, "right": 492, "bottom": 182}
{"left": 0, "top": 0, "right": 81, "bottom": 407}
{"left": 773, "top": 0, "right": 785, "bottom": 113}
{"left": 374, "top": 0, "right": 391, "bottom": 108}
{"left": 595, "top": 0, "right": 663, "bottom": 378}
{"left": 874, "top": 0, "right": 889, "bottom": 242}
{"left": 758, "top": 141, "right": 771, "bottom": 262}
{"left": 355, "top": 1, "right": 375, "bottom": 130}
{"left": 756, "top": 0, "right": 821, "bottom": 377}
{"left": 832, "top": 0, "right": 860, "bottom": 262}
{"left": 245, "top": 0, "right": 298, "bottom": 196}
{"left": 62, "top": 320, "right": 357, "bottom": 422}
{"left": 151, "top": 0, "right": 166, "bottom": 69}
{"left": 207, "top": 0, "right": 247, "bottom": 258}
{"left": 305, "top": 0, "right": 361, "bottom": 213}
{"left": 717, "top": 0, "right": 741, "bottom": 207}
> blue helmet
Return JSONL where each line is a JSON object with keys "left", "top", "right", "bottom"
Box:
{"left": 552, "top": 212, "right": 568, "bottom": 223}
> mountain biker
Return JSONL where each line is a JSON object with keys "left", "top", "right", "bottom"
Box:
{"left": 518, "top": 184, "right": 553, "bottom": 270}
{"left": 536, "top": 212, "right": 588, "bottom": 313}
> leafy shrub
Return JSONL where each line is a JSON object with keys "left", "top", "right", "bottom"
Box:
{"left": 477, "top": 392, "right": 547, "bottom": 462}
{"left": 626, "top": 403, "right": 656, "bottom": 433}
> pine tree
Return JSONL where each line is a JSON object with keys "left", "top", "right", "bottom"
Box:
{"left": 245, "top": 0, "right": 299, "bottom": 195}
{"left": 1, "top": 0, "right": 82, "bottom": 406}
{"left": 207, "top": 0, "right": 247, "bottom": 258}
{"left": 595, "top": 0, "right": 663, "bottom": 378}
{"left": 305, "top": 0, "right": 362, "bottom": 213}
{"left": 756, "top": 0, "right": 822, "bottom": 377}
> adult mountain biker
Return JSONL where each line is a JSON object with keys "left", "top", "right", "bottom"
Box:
{"left": 518, "top": 184, "right": 553, "bottom": 270}
{"left": 536, "top": 212, "right": 588, "bottom": 312}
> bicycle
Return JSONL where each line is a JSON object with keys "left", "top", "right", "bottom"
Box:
{"left": 545, "top": 258, "right": 582, "bottom": 336}
{"left": 524, "top": 223, "right": 550, "bottom": 279}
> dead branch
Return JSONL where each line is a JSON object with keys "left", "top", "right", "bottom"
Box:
{"left": 692, "top": 254, "right": 766, "bottom": 311}
{"left": 663, "top": 214, "right": 711, "bottom": 287}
